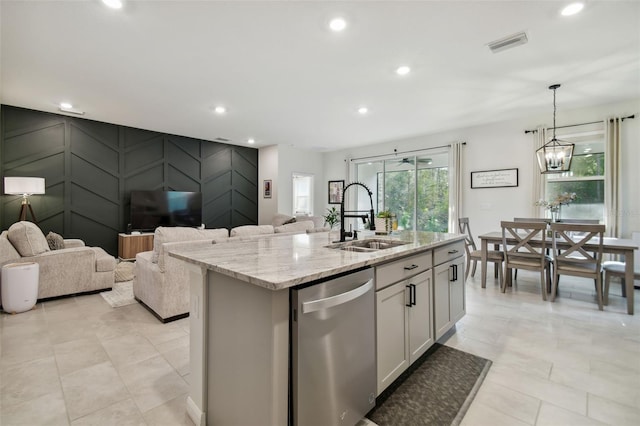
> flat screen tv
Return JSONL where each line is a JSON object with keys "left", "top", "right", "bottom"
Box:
{"left": 129, "top": 190, "right": 202, "bottom": 232}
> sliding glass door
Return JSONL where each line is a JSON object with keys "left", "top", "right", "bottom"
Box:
{"left": 355, "top": 151, "right": 449, "bottom": 232}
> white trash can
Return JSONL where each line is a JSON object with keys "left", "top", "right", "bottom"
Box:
{"left": 1, "top": 262, "right": 39, "bottom": 314}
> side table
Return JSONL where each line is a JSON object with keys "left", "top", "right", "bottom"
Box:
{"left": 1, "top": 262, "right": 39, "bottom": 314}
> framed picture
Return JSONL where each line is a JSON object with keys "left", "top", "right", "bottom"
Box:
{"left": 263, "top": 180, "right": 272, "bottom": 198}
{"left": 328, "top": 180, "right": 344, "bottom": 204}
{"left": 471, "top": 168, "right": 518, "bottom": 189}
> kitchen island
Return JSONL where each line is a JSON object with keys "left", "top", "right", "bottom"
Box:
{"left": 170, "top": 230, "right": 466, "bottom": 426}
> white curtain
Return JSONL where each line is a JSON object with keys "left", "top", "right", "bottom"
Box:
{"left": 604, "top": 118, "right": 622, "bottom": 237}
{"left": 532, "top": 127, "right": 546, "bottom": 217}
{"left": 448, "top": 142, "right": 464, "bottom": 233}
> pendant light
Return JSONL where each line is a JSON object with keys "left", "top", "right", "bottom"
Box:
{"left": 536, "top": 84, "right": 574, "bottom": 173}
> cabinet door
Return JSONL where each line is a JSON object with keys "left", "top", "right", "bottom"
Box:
{"left": 407, "top": 271, "right": 433, "bottom": 364}
{"left": 449, "top": 256, "right": 466, "bottom": 323}
{"left": 433, "top": 262, "right": 452, "bottom": 340}
{"left": 376, "top": 281, "right": 409, "bottom": 395}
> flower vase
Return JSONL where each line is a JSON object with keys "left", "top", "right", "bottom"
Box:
{"left": 550, "top": 206, "right": 561, "bottom": 222}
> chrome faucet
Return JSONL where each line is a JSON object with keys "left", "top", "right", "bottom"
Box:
{"left": 339, "top": 182, "right": 376, "bottom": 242}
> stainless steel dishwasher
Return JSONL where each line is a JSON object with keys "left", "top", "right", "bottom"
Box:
{"left": 291, "top": 267, "right": 376, "bottom": 426}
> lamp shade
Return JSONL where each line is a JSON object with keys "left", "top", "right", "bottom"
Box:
{"left": 4, "top": 177, "right": 46, "bottom": 195}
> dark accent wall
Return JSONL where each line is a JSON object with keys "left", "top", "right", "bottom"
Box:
{"left": 1, "top": 105, "right": 258, "bottom": 255}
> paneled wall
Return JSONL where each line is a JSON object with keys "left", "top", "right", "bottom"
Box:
{"left": 1, "top": 105, "right": 258, "bottom": 255}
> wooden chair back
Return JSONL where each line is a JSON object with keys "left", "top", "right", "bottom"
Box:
{"left": 513, "top": 217, "right": 550, "bottom": 223}
{"left": 458, "top": 217, "right": 477, "bottom": 253}
{"left": 500, "top": 221, "right": 548, "bottom": 268}
{"left": 550, "top": 223, "right": 606, "bottom": 268}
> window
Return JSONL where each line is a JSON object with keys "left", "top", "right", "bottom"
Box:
{"left": 544, "top": 125, "right": 605, "bottom": 221}
{"left": 355, "top": 151, "right": 450, "bottom": 232}
{"left": 292, "top": 173, "right": 313, "bottom": 216}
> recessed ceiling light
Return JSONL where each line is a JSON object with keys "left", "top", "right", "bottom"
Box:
{"left": 358, "top": 107, "right": 369, "bottom": 115}
{"left": 329, "top": 17, "right": 347, "bottom": 32}
{"left": 247, "top": 138, "right": 255, "bottom": 145}
{"left": 396, "top": 66, "right": 411, "bottom": 76}
{"left": 102, "top": 0, "right": 123, "bottom": 9}
{"left": 561, "top": 2, "right": 584, "bottom": 16}
{"left": 59, "top": 102, "right": 84, "bottom": 115}
{"left": 214, "top": 106, "right": 226, "bottom": 114}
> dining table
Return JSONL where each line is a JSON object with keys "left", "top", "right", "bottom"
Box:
{"left": 478, "top": 231, "right": 638, "bottom": 315}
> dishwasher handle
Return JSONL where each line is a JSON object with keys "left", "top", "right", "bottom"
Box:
{"left": 301, "top": 279, "right": 373, "bottom": 314}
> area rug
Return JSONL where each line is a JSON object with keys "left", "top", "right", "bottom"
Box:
{"left": 100, "top": 280, "right": 137, "bottom": 308}
{"left": 367, "top": 343, "right": 492, "bottom": 426}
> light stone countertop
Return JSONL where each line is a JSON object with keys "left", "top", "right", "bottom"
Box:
{"left": 169, "top": 230, "right": 466, "bottom": 290}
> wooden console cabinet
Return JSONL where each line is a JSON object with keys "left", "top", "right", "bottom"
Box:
{"left": 118, "top": 233, "right": 154, "bottom": 260}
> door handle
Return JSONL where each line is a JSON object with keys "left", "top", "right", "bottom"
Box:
{"left": 405, "top": 284, "right": 416, "bottom": 307}
{"left": 450, "top": 264, "right": 458, "bottom": 282}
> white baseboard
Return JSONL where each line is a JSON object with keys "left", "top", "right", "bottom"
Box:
{"left": 186, "top": 396, "right": 205, "bottom": 426}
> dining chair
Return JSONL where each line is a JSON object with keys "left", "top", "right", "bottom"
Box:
{"left": 603, "top": 231, "right": 640, "bottom": 305}
{"left": 501, "top": 221, "right": 552, "bottom": 300}
{"left": 512, "top": 218, "right": 550, "bottom": 280}
{"left": 458, "top": 217, "right": 504, "bottom": 284}
{"left": 550, "top": 223, "right": 606, "bottom": 310}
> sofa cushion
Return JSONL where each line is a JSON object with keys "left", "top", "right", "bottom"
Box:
{"left": 230, "top": 225, "right": 275, "bottom": 237}
{"left": 274, "top": 221, "right": 314, "bottom": 233}
{"left": 272, "top": 213, "right": 295, "bottom": 227}
{"left": 152, "top": 226, "right": 229, "bottom": 264}
{"left": 7, "top": 221, "right": 50, "bottom": 257}
{"left": 46, "top": 231, "right": 65, "bottom": 250}
{"left": 91, "top": 247, "right": 117, "bottom": 272}
{"left": 0, "top": 231, "right": 21, "bottom": 264}
{"left": 295, "top": 215, "right": 326, "bottom": 229}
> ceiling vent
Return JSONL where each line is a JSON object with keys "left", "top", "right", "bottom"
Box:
{"left": 487, "top": 31, "right": 528, "bottom": 53}
{"left": 213, "top": 137, "right": 230, "bottom": 142}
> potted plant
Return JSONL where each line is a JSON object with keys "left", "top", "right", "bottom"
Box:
{"left": 375, "top": 210, "right": 393, "bottom": 234}
{"left": 323, "top": 206, "right": 340, "bottom": 230}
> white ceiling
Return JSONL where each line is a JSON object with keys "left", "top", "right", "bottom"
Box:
{"left": 2, "top": 1, "right": 639, "bottom": 152}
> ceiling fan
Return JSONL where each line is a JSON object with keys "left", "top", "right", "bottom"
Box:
{"left": 397, "top": 157, "right": 433, "bottom": 166}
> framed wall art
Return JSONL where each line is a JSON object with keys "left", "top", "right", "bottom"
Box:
{"left": 471, "top": 168, "right": 518, "bottom": 189}
{"left": 328, "top": 180, "right": 344, "bottom": 204}
{"left": 263, "top": 180, "right": 272, "bottom": 198}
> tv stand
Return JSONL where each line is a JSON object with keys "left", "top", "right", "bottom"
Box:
{"left": 118, "top": 232, "right": 154, "bottom": 261}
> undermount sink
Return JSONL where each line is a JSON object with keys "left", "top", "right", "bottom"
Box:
{"left": 327, "top": 238, "right": 409, "bottom": 252}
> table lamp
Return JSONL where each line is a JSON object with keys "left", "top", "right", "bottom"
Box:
{"left": 3, "top": 177, "right": 46, "bottom": 224}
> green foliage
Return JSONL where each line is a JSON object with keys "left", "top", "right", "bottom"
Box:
{"left": 323, "top": 206, "right": 340, "bottom": 229}
{"left": 377, "top": 166, "right": 449, "bottom": 233}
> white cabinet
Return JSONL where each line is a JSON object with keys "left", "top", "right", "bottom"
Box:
{"left": 433, "top": 241, "right": 466, "bottom": 340}
{"left": 375, "top": 270, "right": 433, "bottom": 395}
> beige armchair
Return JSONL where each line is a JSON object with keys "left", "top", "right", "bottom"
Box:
{"left": 134, "top": 226, "right": 229, "bottom": 322}
{"left": 0, "top": 221, "right": 116, "bottom": 303}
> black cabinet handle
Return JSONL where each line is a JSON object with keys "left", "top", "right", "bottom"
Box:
{"left": 411, "top": 284, "right": 416, "bottom": 306}
{"left": 404, "top": 264, "right": 419, "bottom": 271}
{"left": 448, "top": 249, "right": 459, "bottom": 254}
{"left": 450, "top": 264, "right": 458, "bottom": 282}
{"left": 405, "top": 284, "right": 417, "bottom": 307}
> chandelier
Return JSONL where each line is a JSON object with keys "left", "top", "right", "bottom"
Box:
{"left": 536, "top": 84, "right": 574, "bottom": 173}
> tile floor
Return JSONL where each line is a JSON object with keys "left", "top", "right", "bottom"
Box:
{"left": 1, "top": 271, "right": 639, "bottom": 425}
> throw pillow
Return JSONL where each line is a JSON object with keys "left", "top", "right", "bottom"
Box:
{"left": 46, "top": 231, "right": 65, "bottom": 250}
{"left": 7, "top": 221, "right": 51, "bottom": 257}
{"left": 283, "top": 217, "right": 297, "bottom": 225}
